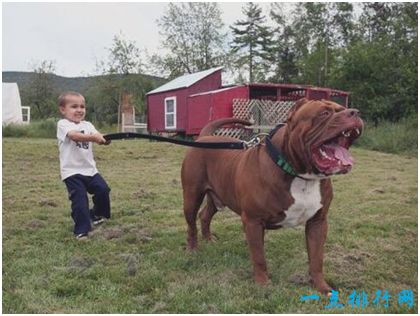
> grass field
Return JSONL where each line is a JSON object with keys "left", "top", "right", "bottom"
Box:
{"left": 3, "top": 137, "right": 418, "bottom": 313}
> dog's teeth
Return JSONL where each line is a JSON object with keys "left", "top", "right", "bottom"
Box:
{"left": 319, "top": 148, "right": 328, "bottom": 158}
{"left": 342, "top": 130, "right": 351, "bottom": 137}
{"left": 355, "top": 128, "right": 360, "bottom": 135}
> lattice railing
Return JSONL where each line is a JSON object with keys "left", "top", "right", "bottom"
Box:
{"left": 214, "top": 99, "right": 295, "bottom": 140}
{"left": 213, "top": 127, "right": 254, "bottom": 139}
{"left": 233, "top": 99, "right": 295, "bottom": 126}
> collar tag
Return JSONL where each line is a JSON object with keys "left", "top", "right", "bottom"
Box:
{"left": 276, "top": 157, "right": 298, "bottom": 177}
{"left": 265, "top": 124, "right": 299, "bottom": 178}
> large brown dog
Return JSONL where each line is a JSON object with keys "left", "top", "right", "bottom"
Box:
{"left": 181, "top": 98, "right": 363, "bottom": 294}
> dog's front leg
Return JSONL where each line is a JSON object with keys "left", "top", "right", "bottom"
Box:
{"left": 305, "top": 209, "right": 332, "bottom": 295}
{"left": 241, "top": 213, "right": 269, "bottom": 285}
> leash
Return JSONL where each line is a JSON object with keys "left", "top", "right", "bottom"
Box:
{"left": 105, "top": 128, "right": 303, "bottom": 178}
{"left": 103, "top": 132, "right": 246, "bottom": 150}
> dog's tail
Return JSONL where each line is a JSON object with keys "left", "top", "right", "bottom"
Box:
{"left": 199, "top": 118, "right": 252, "bottom": 137}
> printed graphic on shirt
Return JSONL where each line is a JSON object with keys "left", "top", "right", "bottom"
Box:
{"left": 75, "top": 130, "right": 89, "bottom": 149}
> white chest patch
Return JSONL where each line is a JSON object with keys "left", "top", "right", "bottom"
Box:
{"left": 277, "top": 178, "right": 322, "bottom": 228}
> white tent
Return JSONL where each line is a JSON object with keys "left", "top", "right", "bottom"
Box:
{"left": 2, "top": 82, "right": 23, "bottom": 125}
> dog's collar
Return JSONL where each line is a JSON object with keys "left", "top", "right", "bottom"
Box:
{"left": 265, "top": 124, "right": 305, "bottom": 180}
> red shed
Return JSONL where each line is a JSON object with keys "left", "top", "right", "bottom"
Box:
{"left": 147, "top": 67, "right": 223, "bottom": 135}
{"left": 147, "top": 67, "right": 349, "bottom": 136}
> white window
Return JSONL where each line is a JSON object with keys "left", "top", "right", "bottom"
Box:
{"left": 164, "top": 97, "right": 176, "bottom": 129}
{"left": 21, "top": 106, "right": 31, "bottom": 124}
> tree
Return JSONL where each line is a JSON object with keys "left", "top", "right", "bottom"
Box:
{"left": 269, "top": 3, "right": 299, "bottom": 82}
{"left": 22, "top": 60, "right": 57, "bottom": 119}
{"left": 155, "top": 2, "right": 227, "bottom": 78}
{"left": 289, "top": 3, "right": 356, "bottom": 86}
{"left": 358, "top": 2, "right": 394, "bottom": 41}
{"left": 333, "top": 3, "right": 417, "bottom": 123}
{"left": 332, "top": 2, "right": 356, "bottom": 46}
{"left": 230, "top": 2, "right": 273, "bottom": 83}
{"left": 96, "top": 32, "right": 142, "bottom": 75}
{"left": 266, "top": 2, "right": 417, "bottom": 123}
{"left": 88, "top": 33, "right": 150, "bottom": 125}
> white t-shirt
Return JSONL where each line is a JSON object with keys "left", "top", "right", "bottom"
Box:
{"left": 57, "top": 119, "right": 99, "bottom": 180}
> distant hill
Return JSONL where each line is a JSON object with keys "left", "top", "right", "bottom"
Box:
{"left": 2, "top": 71, "right": 167, "bottom": 95}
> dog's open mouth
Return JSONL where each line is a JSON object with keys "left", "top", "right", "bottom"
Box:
{"left": 312, "top": 127, "right": 361, "bottom": 175}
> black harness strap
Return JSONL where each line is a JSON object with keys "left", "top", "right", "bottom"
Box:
{"left": 103, "top": 132, "right": 246, "bottom": 150}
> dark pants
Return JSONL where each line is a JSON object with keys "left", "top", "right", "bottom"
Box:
{"left": 64, "top": 173, "right": 111, "bottom": 234}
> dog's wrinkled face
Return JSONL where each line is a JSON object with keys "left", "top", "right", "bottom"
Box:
{"left": 286, "top": 98, "right": 364, "bottom": 177}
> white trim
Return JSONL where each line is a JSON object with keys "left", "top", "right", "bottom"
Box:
{"left": 164, "top": 97, "right": 177, "bottom": 129}
{"left": 21, "top": 106, "right": 30, "bottom": 124}
{"left": 189, "top": 86, "right": 238, "bottom": 97}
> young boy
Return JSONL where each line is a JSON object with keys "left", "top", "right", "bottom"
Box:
{"left": 57, "top": 91, "right": 111, "bottom": 240}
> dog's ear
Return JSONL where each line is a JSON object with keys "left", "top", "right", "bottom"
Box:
{"left": 287, "top": 98, "right": 309, "bottom": 122}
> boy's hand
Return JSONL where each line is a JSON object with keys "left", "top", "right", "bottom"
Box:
{"left": 67, "top": 131, "right": 110, "bottom": 145}
{"left": 93, "top": 133, "right": 107, "bottom": 145}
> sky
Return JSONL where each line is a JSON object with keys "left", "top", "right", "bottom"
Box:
{"left": 2, "top": 2, "right": 280, "bottom": 78}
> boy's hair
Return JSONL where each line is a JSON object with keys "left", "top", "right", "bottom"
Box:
{"left": 58, "top": 91, "right": 84, "bottom": 107}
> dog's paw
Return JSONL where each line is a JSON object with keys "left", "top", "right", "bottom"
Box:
{"left": 254, "top": 274, "right": 271, "bottom": 286}
{"left": 309, "top": 277, "right": 333, "bottom": 295}
{"left": 186, "top": 246, "right": 198, "bottom": 252}
{"left": 203, "top": 233, "right": 219, "bottom": 242}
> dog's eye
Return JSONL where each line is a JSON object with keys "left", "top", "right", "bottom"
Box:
{"left": 319, "top": 110, "right": 331, "bottom": 117}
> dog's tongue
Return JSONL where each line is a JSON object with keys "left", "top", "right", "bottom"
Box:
{"left": 325, "top": 144, "right": 354, "bottom": 166}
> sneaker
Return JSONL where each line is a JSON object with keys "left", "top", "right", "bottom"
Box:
{"left": 92, "top": 216, "right": 105, "bottom": 226}
{"left": 75, "top": 232, "right": 88, "bottom": 240}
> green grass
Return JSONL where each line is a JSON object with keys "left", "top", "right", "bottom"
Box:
{"left": 2, "top": 120, "right": 119, "bottom": 139}
{"left": 355, "top": 116, "right": 417, "bottom": 157}
{"left": 3, "top": 138, "right": 417, "bottom": 313}
{"left": 2, "top": 119, "right": 58, "bottom": 138}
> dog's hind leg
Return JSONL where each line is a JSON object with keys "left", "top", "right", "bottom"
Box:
{"left": 183, "top": 188, "right": 205, "bottom": 251}
{"left": 199, "top": 193, "right": 219, "bottom": 241}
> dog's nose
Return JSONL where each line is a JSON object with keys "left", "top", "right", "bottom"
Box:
{"left": 347, "top": 108, "right": 360, "bottom": 117}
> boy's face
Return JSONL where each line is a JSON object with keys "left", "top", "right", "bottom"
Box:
{"left": 59, "top": 95, "right": 86, "bottom": 123}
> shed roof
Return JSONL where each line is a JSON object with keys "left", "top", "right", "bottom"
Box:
{"left": 188, "top": 86, "right": 239, "bottom": 97}
{"left": 248, "top": 83, "right": 349, "bottom": 95}
{"left": 147, "top": 67, "right": 223, "bottom": 95}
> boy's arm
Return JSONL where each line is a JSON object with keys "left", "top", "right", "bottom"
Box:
{"left": 67, "top": 130, "right": 107, "bottom": 144}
